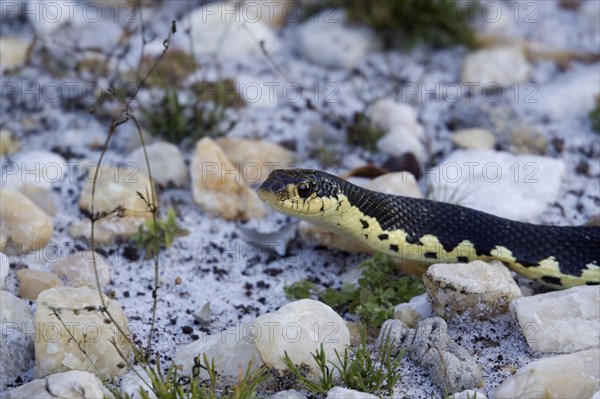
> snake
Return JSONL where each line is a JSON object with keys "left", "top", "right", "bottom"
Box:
{"left": 257, "top": 169, "right": 600, "bottom": 289}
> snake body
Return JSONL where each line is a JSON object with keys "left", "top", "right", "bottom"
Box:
{"left": 258, "top": 169, "right": 600, "bottom": 289}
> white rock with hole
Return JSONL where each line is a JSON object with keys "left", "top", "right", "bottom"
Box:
{"left": 462, "top": 46, "right": 530, "bottom": 89}
{"left": 511, "top": 285, "right": 599, "bottom": 353}
{"left": 129, "top": 142, "right": 187, "bottom": 187}
{"left": 250, "top": 299, "right": 350, "bottom": 376}
{"left": 4, "top": 370, "right": 113, "bottom": 399}
{"left": 34, "top": 286, "right": 133, "bottom": 378}
{"left": 495, "top": 349, "right": 600, "bottom": 399}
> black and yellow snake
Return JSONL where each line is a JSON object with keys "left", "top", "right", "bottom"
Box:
{"left": 258, "top": 169, "right": 600, "bottom": 289}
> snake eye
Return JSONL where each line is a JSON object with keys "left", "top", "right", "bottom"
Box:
{"left": 297, "top": 182, "right": 313, "bottom": 198}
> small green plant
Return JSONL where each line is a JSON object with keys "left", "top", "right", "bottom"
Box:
{"left": 284, "top": 253, "right": 424, "bottom": 328}
{"left": 114, "top": 354, "right": 267, "bottom": 399}
{"left": 132, "top": 207, "right": 190, "bottom": 259}
{"left": 346, "top": 111, "right": 386, "bottom": 152}
{"left": 282, "top": 343, "right": 336, "bottom": 394}
{"left": 590, "top": 95, "right": 600, "bottom": 133}
{"left": 141, "top": 79, "right": 241, "bottom": 144}
{"left": 306, "top": 0, "right": 478, "bottom": 49}
{"left": 282, "top": 324, "right": 403, "bottom": 395}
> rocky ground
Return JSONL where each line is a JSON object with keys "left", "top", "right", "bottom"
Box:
{"left": 1, "top": 1, "right": 599, "bottom": 398}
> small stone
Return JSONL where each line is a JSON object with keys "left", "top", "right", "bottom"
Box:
{"left": 17, "top": 184, "right": 56, "bottom": 216}
{"left": 35, "top": 286, "right": 133, "bottom": 378}
{"left": 296, "top": 12, "right": 376, "bottom": 69}
{"left": 511, "top": 285, "right": 599, "bottom": 353}
{"left": 0, "top": 37, "right": 30, "bottom": 69}
{"left": 423, "top": 261, "right": 522, "bottom": 320}
{"left": 120, "top": 366, "right": 157, "bottom": 399}
{"left": 428, "top": 150, "right": 565, "bottom": 222}
{"left": 452, "top": 389, "right": 487, "bottom": 399}
{"left": 394, "top": 303, "right": 421, "bottom": 328}
{"left": 51, "top": 250, "right": 111, "bottom": 288}
{"left": 4, "top": 370, "right": 113, "bottom": 399}
{"left": 451, "top": 128, "right": 496, "bottom": 150}
{"left": 376, "top": 126, "right": 426, "bottom": 163}
{"left": 173, "top": 332, "right": 261, "bottom": 380}
{"left": 407, "top": 293, "right": 432, "bottom": 319}
{"left": 0, "top": 129, "right": 20, "bottom": 155}
{"left": 177, "top": 1, "right": 279, "bottom": 58}
{"left": 509, "top": 127, "right": 547, "bottom": 155}
{"left": 461, "top": 46, "right": 530, "bottom": 89}
{"left": 0, "top": 290, "right": 34, "bottom": 388}
{"left": 271, "top": 389, "right": 307, "bottom": 399}
{"left": 377, "top": 319, "right": 412, "bottom": 357}
{"left": 366, "top": 172, "right": 424, "bottom": 199}
{"left": 129, "top": 142, "right": 187, "bottom": 187}
{"left": 2, "top": 150, "right": 66, "bottom": 191}
{"left": 367, "top": 100, "right": 419, "bottom": 133}
{"left": 78, "top": 166, "right": 155, "bottom": 242}
{"left": 191, "top": 137, "right": 265, "bottom": 220}
{"left": 495, "top": 349, "right": 600, "bottom": 399}
{"left": 1, "top": 188, "right": 53, "bottom": 255}
{"left": 326, "top": 386, "right": 379, "bottom": 399}
{"left": 250, "top": 299, "right": 350, "bottom": 376}
{"left": 0, "top": 252, "right": 8, "bottom": 289}
{"left": 16, "top": 269, "right": 62, "bottom": 300}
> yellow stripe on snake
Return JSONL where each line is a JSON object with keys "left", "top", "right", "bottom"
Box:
{"left": 258, "top": 169, "right": 600, "bottom": 289}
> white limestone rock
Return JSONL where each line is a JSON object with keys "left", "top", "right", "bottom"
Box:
{"left": 296, "top": 11, "right": 376, "bottom": 69}
{"left": 18, "top": 184, "right": 56, "bottom": 216}
{"left": 129, "top": 142, "right": 187, "bottom": 187}
{"left": 177, "top": 1, "right": 279, "bottom": 59}
{"left": 0, "top": 290, "right": 34, "bottom": 388}
{"left": 191, "top": 137, "right": 265, "bottom": 220}
{"left": 2, "top": 150, "right": 66, "bottom": 190}
{"left": 366, "top": 99, "right": 420, "bottom": 134}
{"left": 511, "top": 285, "right": 599, "bottom": 353}
{"left": 407, "top": 293, "right": 433, "bottom": 320}
{"left": 376, "top": 126, "right": 427, "bottom": 163}
{"left": 0, "top": 252, "right": 9, "bottom": 289}
{"left": 0, "top": 37, "right": 30, "bottom": 69}
{"left": 424, "top": 261, "right": 522, "bottom": 319}
{"left": 451, "top": 128, "right": 496, "bottom": 150}
{"left": 495, "top": 349, "right": 600, "bottom": 399}
{"left": 461, "top": 46, "right": 530, "bottom": 89}
{"left": 271, "top": 389, "right": 307, "bottom": 399}
{"left": 120, "top": 365, "right": 158, "bottom": 399}
{"left": 174, "top": 331, "right": 261, "bottom": 380}
{"left": 451, "top": 389, "right": 487, "bottom": 399}
{"left": 16, "top": 269, "right": 62, "bottom": 300}
{"left": 78, "top": 165, "right": 155, "bottom": 242}
{"left": 51, "top": 250, "right": 111, "bottom": 288}
{"left": 524, "top": 65, "right": 600, "bottom": 122}
{"left": 366, "top": 172, "right": 423, "bottom": 198}
{"left": 0, "top": 188, "right": 53, "bottom": 254}
{"left": 250, "top": 299, "right": 350, "bottom": 376}
{"left": 35, "top": 286, "right": 133, "bottom": 378}
{"left": 394, "top": 303, "right": 421, "bottom": 328}
{"left": 4, "top": 370, "right": 113, "bottom": 399}
{"left": 215, "top": 137, "right": 296, "bottom": 184}
{"left": 326, "top": 386, "right": 378, "bottom": 399}
{"left": 428, "top": 149, "right": 565, "bottom": 222}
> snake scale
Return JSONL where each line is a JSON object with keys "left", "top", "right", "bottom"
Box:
{"left": 258, "top": 169, "right": 600, "bottom": 289}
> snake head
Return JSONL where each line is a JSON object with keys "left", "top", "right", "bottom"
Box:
{"left": 258, "top": 169, "right": 342, "bottom": 217}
